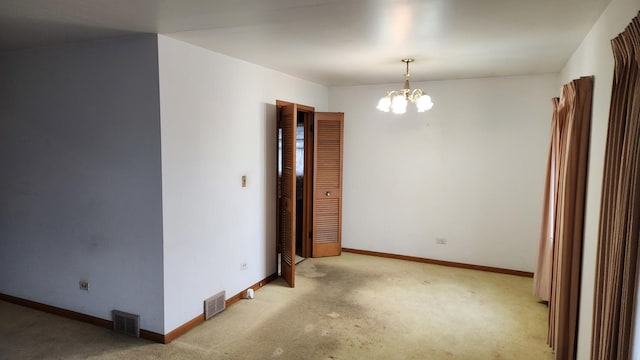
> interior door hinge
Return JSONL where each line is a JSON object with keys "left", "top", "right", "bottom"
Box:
{"left": 309, "top": 231, "right": 313, "bottom": 239}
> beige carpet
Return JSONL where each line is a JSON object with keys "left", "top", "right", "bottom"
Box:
{"left": 0, "top": 253, "right": 553, "bottom": 359}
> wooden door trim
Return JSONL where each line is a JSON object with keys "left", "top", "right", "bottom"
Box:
{"left": 276, "top": 100, "right": 314, "bottom": 113}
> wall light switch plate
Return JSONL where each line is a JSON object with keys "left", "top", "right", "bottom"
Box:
{"left": 79, "top": 280, "right": 89, "bottom": 291}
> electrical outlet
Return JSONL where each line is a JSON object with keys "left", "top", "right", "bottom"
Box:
{"left": 436, "top": 238, "right": 447, "bottom": 245}
{"left": 79, "top": 280, "right": 89, "bottom": 291}
{"left": 240, "top": 262, "right": 248, "bottom": 270}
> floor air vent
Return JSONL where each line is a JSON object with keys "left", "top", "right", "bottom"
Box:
{"left": 112, "top": 310, "right": 140, "bottom": 337}
{"left": 204, "top": 290, "right": 226, "bottom": 320}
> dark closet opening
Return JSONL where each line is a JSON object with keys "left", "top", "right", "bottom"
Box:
{"left": 295, "top": 111, "right": 305, "bottom": 260}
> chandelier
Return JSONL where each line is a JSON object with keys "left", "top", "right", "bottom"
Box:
{"left": 377, "top": 58, "right": 434, "bottom": 114}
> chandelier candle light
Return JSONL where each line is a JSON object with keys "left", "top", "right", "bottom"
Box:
{"left": 377, "top": 58, "right": 434, "bottom": 114}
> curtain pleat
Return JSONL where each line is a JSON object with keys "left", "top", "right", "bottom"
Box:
{"left": 592, "top": 12, "right": 640, "bottom": 360}
{"left": 546, "top": 77, "right": 593, "bottom": 360}
{"left": 534, "top": 99, "right": 561, "bottom": 302}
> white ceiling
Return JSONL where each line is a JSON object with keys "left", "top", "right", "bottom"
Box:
{"left": 0, "top": 0, "right": 611, "bottom": 86}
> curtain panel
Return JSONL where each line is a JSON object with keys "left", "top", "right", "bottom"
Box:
{"left": 534, "top": 76, "right": 593, "bottom": 359}
{"left": 548, "top": 76, "right": 593, "bottom": 360}
{"left": 591, "top": 12, "right": 640, "bottom": 360}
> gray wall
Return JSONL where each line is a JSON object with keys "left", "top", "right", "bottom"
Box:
{"left": 0, "top": 34, "right": 165, "bottom": 333}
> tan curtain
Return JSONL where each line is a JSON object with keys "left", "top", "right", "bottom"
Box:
{"left": 591, "top": 13, "right": 640, "bottom": 360}
{"left": 534, "top": 99, "right": 562, "bottom": 301}
{"left": 539, "top": 76, "right": 594, "bottom": 360}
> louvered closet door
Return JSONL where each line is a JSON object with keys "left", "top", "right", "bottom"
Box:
{"left": 279, "top": 103, "right": 297, "bottom": 287}
{"left": 312, "top": 112, "right": 344, "bottom": 257}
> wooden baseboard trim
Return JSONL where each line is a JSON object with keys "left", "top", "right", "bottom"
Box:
{"left": 163, "top": 272, "right": 278, "bottom": 344}
{"left": 0, "top": 292, "right": 166, "bottom": 343}
{"left": 0, "top": 272, "right": 280, "bottom": 345}
{"left": 163, "top": 314, "right": 203, "bottom": 344}
{"left": 225, "top": 272, "right": 279, "bottom": 307}
{"left": 341, "top": 248, "right": 534, "bottom": 278}
{"left": 0, "top": 293, "right": 112, "bottom": 329}
{"left": 140, "top": 329, "right": 166, "bottom": 344}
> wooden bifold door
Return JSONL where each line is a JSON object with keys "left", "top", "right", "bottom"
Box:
{"left": 276, "top": 101, "right": 344, "bottom": 287}
{"left": 312, "top": 112, "right": 343, "bottom": 257}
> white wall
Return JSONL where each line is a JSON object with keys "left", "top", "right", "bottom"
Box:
{"left": 0, "top": 35, "right": 165, "bottom": 333}
{"left": 157, "top": 35, "right": 328, "bottom": 332}
{"left": 330, "top": 74, "right": 557, "bottom": 272}
{"left": 558, "top": 0, "right": 639, "bottom": 358}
